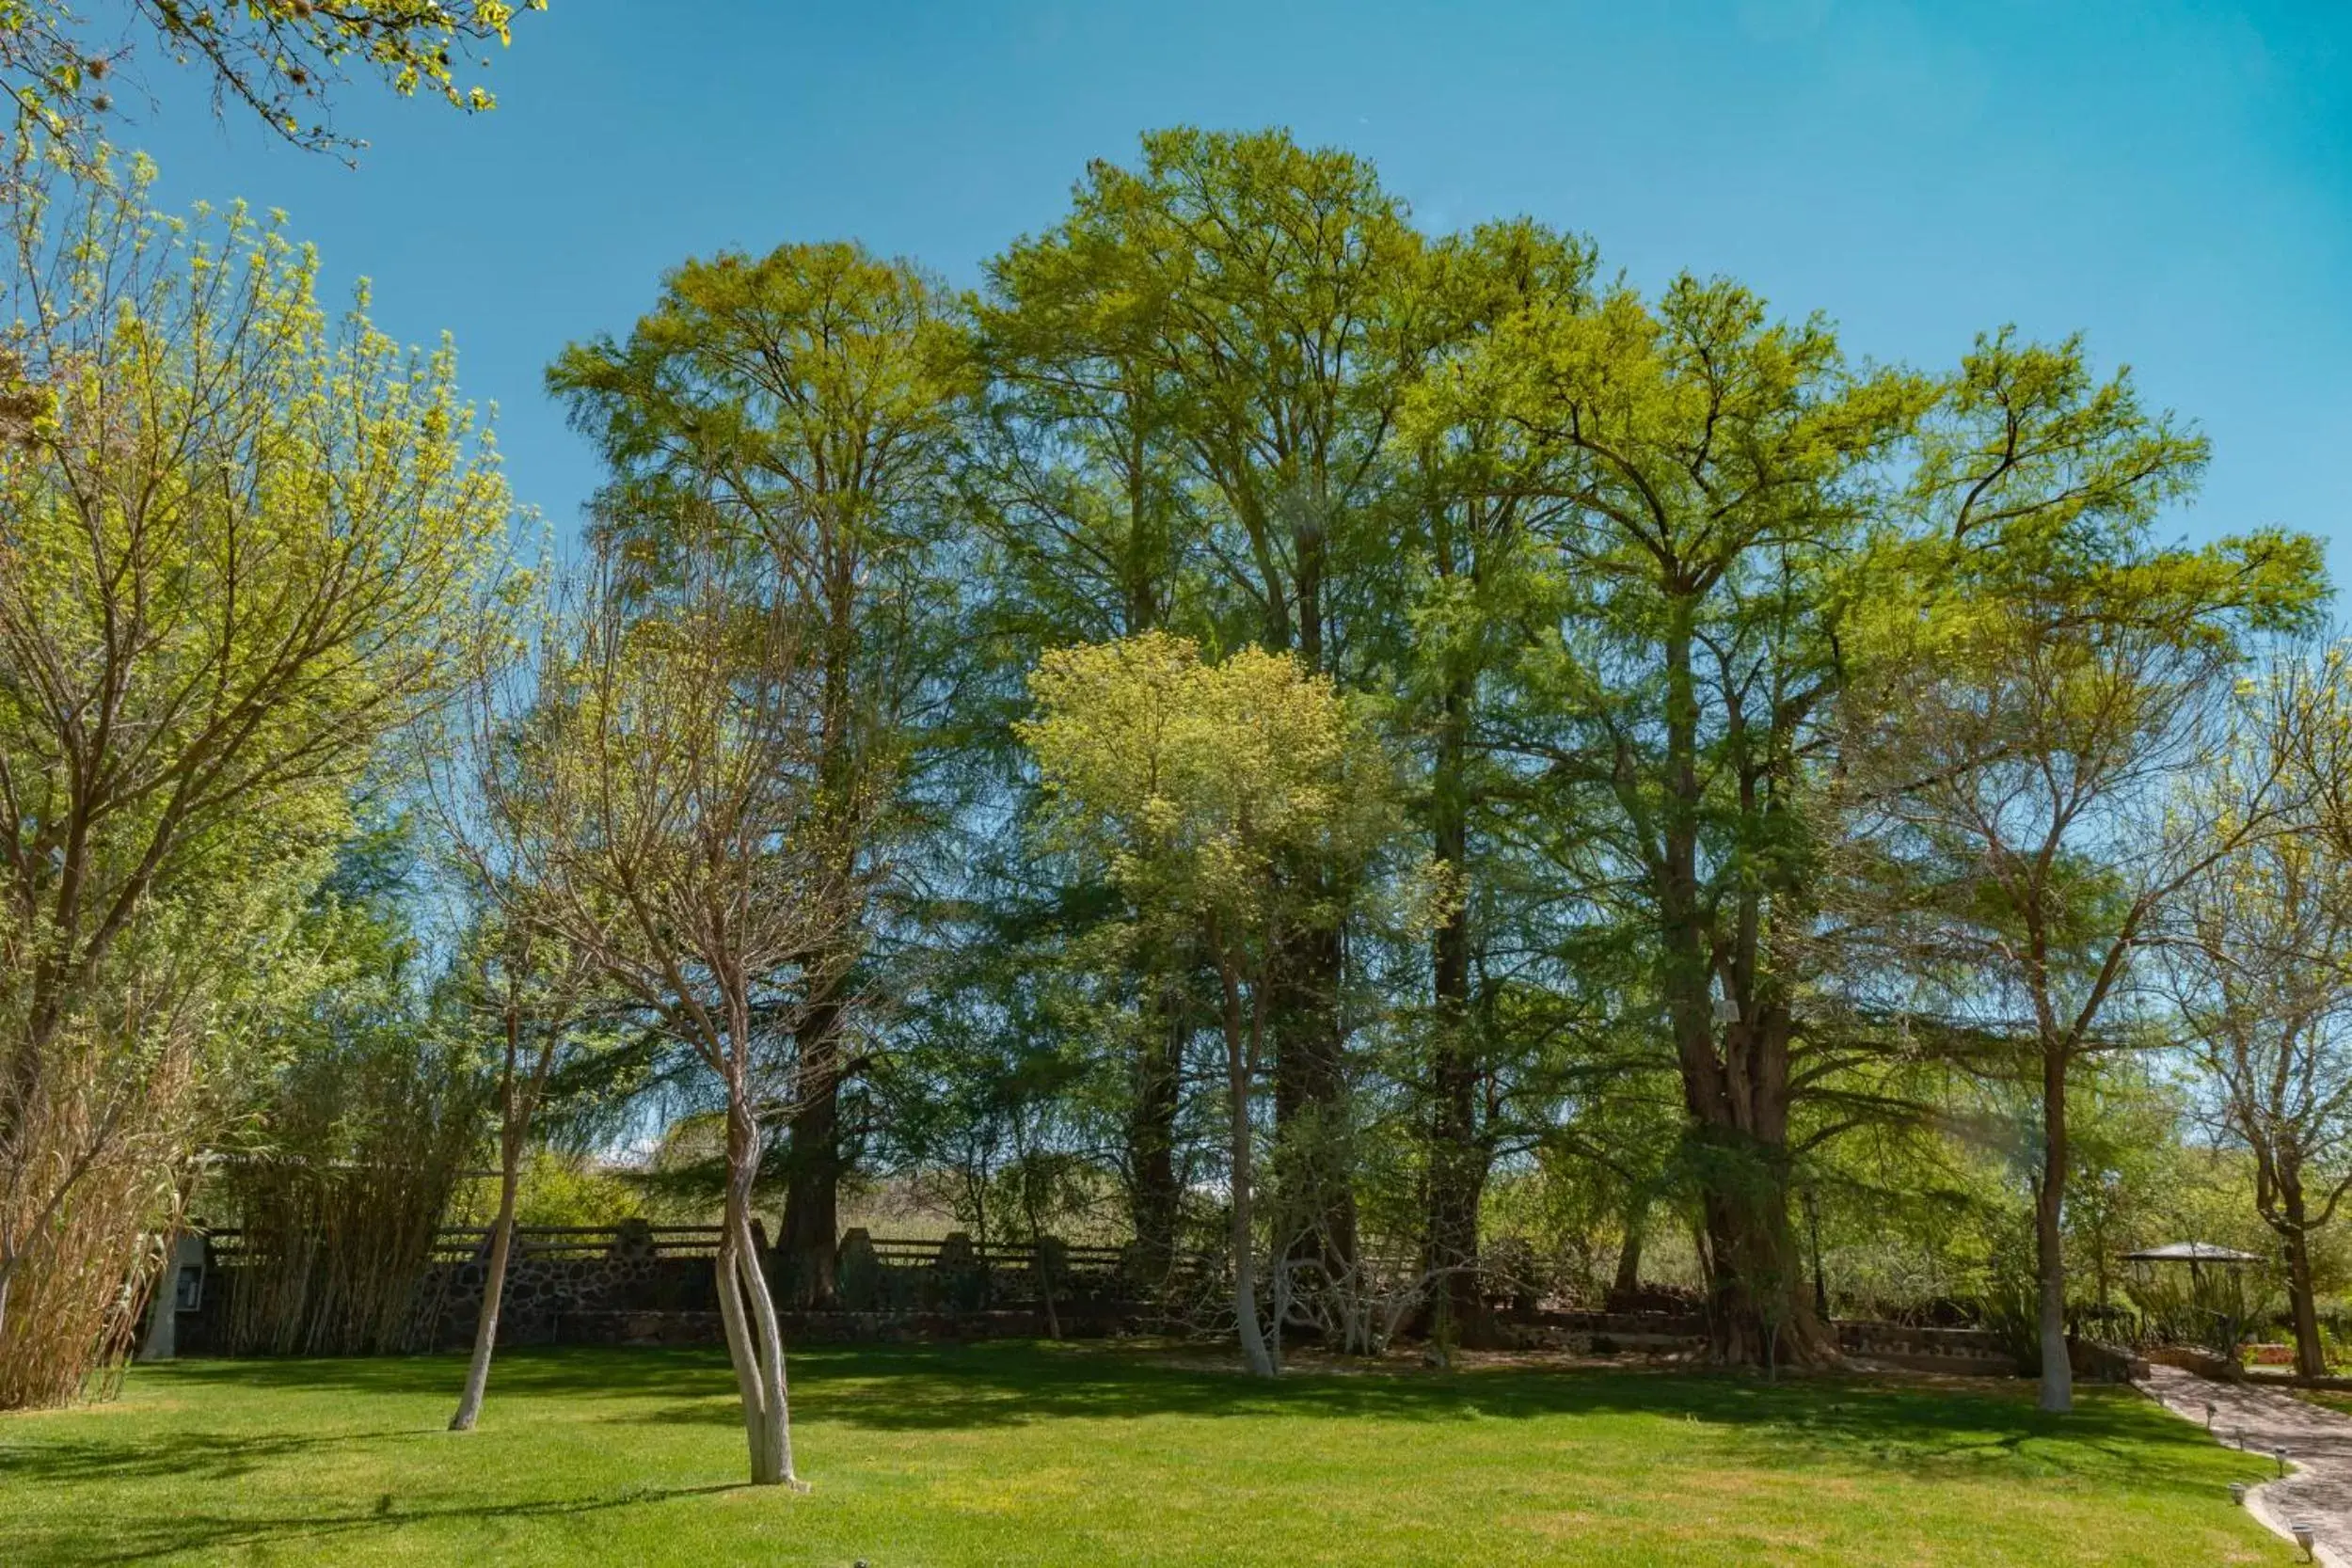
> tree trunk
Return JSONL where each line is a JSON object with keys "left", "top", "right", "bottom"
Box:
{"left": 1612, "top": 1194, "right": 1650, "bottom": 1300}
{"left": 713, "top": 1199, "right": 766, "bottom": 1473}
{"left": 1221, "top": 955, "right": 1275, "bottom": 1379}
{"left": 1421, "top": 1122, "right": 1489, "bottom": 1346}
{"left": 1804, "top": 1185, "right": 1830, "bottom": 1321}
{"left": 2284, "top": 1182, "right": 2326, "bottom": 1380}
{"left": 736, "top": 1214, "right": 795, "bottom": 1481}
{"left": 2036, "top": 1042, "right": 2074, "bottom": 1414}
{"left": 1423, "top": 675, "right": 1491, "bottom": 1345}
{"left": 1116, "top": 422, "right": 1182, "bottom": 1294}
{"left": 1036, "top": 1239, "right": 1062, "bottom": 1341}
{"left": 720, "top": 1092, "right": 796, "bottom": 1485}
{"left": 1655, "top": 601, "right": 1836, "bottom": 1370}
{"left": 1270, "top": 913, "right": 1355, "bottom": 1274}
{"left": 783, "top": 552, "right": 861, "bottom": 1312}
{"left": 449, "top": 1136, "right": 522, "bottom": 1433}
{"left": 1259, "top": 515, "right": 1354, "bottom": 1287}
{"left": 1692, "top": 1132, "right": 1834, "bottom": 1366}
{"left": 1666, "top": 1006, "right": 1835, "bottom": 1365}
{"left": 1127, "top": 983, "right": 1183, "bottom": 1291}
{"left": 778, "top": 988, "right": 843, "bottom": 1309}
{"left": 452, "top": 996, "right": 537, "bottom": 1433}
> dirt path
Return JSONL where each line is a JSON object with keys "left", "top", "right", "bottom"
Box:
{"left": 2140, "top": 1363, "right": 2351, "bottom": 1564}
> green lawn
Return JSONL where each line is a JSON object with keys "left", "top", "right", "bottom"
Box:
{"left": 0, "top": 1342, "right": 2293, "bottom": 1566}
{"left": 2294, "top": 1386, "right": 2352, "bottom": 1418}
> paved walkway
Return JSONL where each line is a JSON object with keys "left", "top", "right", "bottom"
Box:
{"left": 2139, "top": 1363, "right": 2352, "bottom": 1564}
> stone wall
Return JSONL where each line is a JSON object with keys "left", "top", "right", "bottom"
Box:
{"left": 424, "top": 1251, "right": 722, "bottom": 1349}
{"left": 1486, "top": 1312, "right": 2029, "bottom": 1375}
{"left": 1840, "top": 1322, "right": 2020, "bottom": 1376}
{"left": 1491, "top": 1309, "right": 1710, "bottom": 1355}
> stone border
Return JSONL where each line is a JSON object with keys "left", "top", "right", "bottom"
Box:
{"left": 2137, "top": 1364, "right": 2345, "bottom": 1566}
{"left": 2244, "top": 1476, "right": 2342, "bottom": 1568}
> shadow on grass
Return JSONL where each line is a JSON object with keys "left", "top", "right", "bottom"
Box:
{"left": 0, "top": 1424, "right": 432, "bottom": 1486}
{"left": 139, "top": 1339, "right": 2238, "bottom": 1479}
{"left": 9, "top": 1481, "right": 739, "bottom": 1568}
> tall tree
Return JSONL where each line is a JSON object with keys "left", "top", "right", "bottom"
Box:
{"left": 2166, "top": 813, "right": 2352, "bottom": 1380}
{"left": 1021, "top": 632, "right": 1422, "bottom": 1375}
{"left": 972, "top": 184, "right": 1208, "bottom": 1281}
{"left": 0, "top": 152, "right": 509, "bottom": 1365}
{"left": 513, "top": 536, "right": 857, "bottom": 1486}
{"left": 1837, "top": 334, "right": 2323, "bottom": 1407}
{"left": 1004, "top": 126, "right": 1425, "bottom": 1270}
{"left": 549, "top": 241, "right": 967, "bottom": 1307}
{"left": 1391, "top": 218, "right": 1596, "bottom": 1338}
{"left": 1417, "top": 273, "right": 1929, "bottom": 1364}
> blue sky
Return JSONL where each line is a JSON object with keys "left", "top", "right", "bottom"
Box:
{"left": 139, "top": 0, "right": 2352, "bottom": 580}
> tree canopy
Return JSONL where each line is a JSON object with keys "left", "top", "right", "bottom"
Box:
{"left": 6, "top": 118, "right": 2346, "bottom": 1444}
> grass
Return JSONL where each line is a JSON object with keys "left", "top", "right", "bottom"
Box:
{"left": 2293, "top": 1386, "right": 2352, "bottom": 1418}
{"left": 0, "top": 1341, "right": 2296, "bottom": 1566}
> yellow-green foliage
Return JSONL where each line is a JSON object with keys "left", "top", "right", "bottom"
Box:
{"left": 451, "top": 1150, "right": 644, "bottom": 1230}
{"left": 0, "top": 146, "right": 511, "bottom": 1405}
{"left": 1019, "top": 630, "right": 1422, "bottom": 954}
{"left": 2, "top": 1, "right": 546, "bottom": 151}
{"left": 0, "top": 145, "right": 511, "bottom": 1024}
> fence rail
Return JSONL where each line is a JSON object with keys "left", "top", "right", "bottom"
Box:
{"left": 197, "top": 1224, "right": 1131, "bottom": 1273}
{"left": 865, "top": 1236, "right": 1128, "bottom": 1269}
{"left": 201, "top": 1223, "right": 731, "bottom": 1263}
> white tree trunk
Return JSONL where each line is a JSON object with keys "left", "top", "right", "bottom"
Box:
{"left": 719, "top": 1097, "right": 798, "bottom": 1485}
{"left": 737, "top": 1220, "right": 794, "bottom": 1481}
{"left": 1221, "top": 958, "right": 1275, "bottom": 1378}
{"left": 714, "top": 1220, "right": 771, "bottom": 1472}
{"left": 449, "top": 1152, "right": 521, "bottom": 1432}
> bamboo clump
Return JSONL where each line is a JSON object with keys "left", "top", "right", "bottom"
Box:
{"left": 0, "top": 1022, "right": 199, "bottom": 1411}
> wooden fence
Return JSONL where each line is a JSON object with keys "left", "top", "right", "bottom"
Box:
{"left": 201, "top": 1222, "right": 729, "bottom": 1264}
{"left": 199, "top": 1223, "right": 1134, "bottom": 1278}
